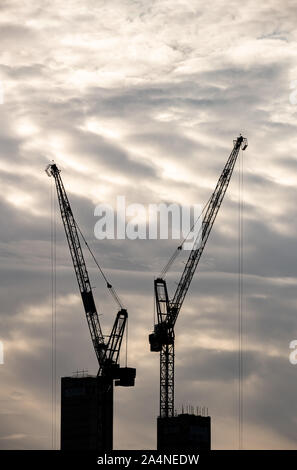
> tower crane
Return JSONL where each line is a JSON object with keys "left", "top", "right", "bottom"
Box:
{"left": 149, "top": 135, "right": 248, "bottom": 419}
{"left": 46, "top": 163, "right": 136, "bottom": 448}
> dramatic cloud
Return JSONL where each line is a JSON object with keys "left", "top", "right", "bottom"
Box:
{"left": 0, "top": 0, "right": 297, "bottom": 450}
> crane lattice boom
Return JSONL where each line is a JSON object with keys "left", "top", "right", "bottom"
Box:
{"left": 46, "top": 163, "right": 135, "bottom": 385}
{"left": 149, "top": 135, "right": 248, "bottom": 418}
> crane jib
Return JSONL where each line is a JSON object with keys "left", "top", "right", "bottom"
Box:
{"left": 150, "top": 135, "right": 248, "bottom": 418}
{"left": 46, "top": 162, "right": 135, "bottom": 386}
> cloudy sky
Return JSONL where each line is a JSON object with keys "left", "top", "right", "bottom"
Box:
{"left": 1, "top": 0, "right": 297, "bottom": 450}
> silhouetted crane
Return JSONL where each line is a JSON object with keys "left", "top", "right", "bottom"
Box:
{"left": 46, "top": 163, "right": 136, "bottom": 449}
{"left": 149, "top": 135, "right": 248, "bottom": 418}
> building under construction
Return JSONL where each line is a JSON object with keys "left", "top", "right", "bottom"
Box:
{"left": 60, "top": 369, "right": 135, "bottom": 450}
{"left": 61, "top": 375, "right": 113, "bottom": 451}
{"left": 157, "top": 413, "right": 211, "bottom": 451}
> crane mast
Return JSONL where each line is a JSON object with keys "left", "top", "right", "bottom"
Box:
{"left": 46, "top": 163, "right": 135, "bottom": 383}
{"left": 149, "top": 135, "right": 248, "bottom": 418}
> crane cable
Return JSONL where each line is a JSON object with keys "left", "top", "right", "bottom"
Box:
{"left": 50, "top": 178, "right": 57, "bottom": 450}
{"left": 75, "top": 221, "right": 124, "bottom": 311}
{"left": 160, "top": 194, "right": 212, "bottom": 278}
{"left": 238, "top": 147, "right": 244, "bottom": 449}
